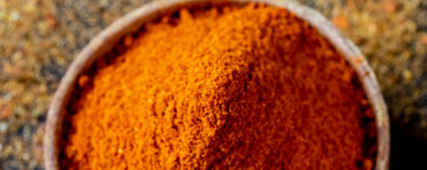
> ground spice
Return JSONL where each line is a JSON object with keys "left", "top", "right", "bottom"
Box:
{"left": 61, "top": 3, "right": 376, "bottom": 169}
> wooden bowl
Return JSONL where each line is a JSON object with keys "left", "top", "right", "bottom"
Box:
{"left": 44, "top": 0, "right": 390, "bottom": 169}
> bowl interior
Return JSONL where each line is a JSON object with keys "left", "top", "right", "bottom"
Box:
{"left": 44, "top": 1, "right": 390, "bottom": 169}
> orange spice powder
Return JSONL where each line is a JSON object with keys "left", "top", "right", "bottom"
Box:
{"left": 61, "top": 4, "right": 376, "bottom": 169}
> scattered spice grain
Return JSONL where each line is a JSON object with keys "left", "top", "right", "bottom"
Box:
{"left": 61, "top": 3, "right": 376, "bottom": 170}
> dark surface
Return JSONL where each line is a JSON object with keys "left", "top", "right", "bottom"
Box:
{"left": 0, "top": 0, "right": 426, "bottom": 169}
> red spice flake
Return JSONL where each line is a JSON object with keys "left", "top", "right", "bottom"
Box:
{"left": 354, "top": 57, "right": 363, "bottom": 64}
{"left": 361, "top": 99, "right": 370, "bottom": 107}
{"left": 179, "top": 9, "right": 193, "bottom": 22}
{"left": 0, "top": 107, "right": 12, "bottom": 119}
{"left": 124, "top": 35, "right": 134, "bottom": 47}
{"left": 77, "top": 75, "right": 90, "bottom": 88}
{"left": 45, "top": 13, "right": 57, "bottom": 28}
{"left": 422, "top": 34, "right": 427, "bottom": 46}
{"left": 383, "top": 0, "right": 397, "bottom": 14}
{"left": 346, "top": 0, "right": 356, "bottom": 8}
{"left": 363, "top": 159, "right": 373, "bottom": 170}
{"left": 332, "top": 15, "right": 349, "bottom": 30}
{"left": 343, "top": 71, "right": 353, "bottom": 83}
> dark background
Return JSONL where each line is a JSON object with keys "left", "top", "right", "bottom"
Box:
{"left": 0, "top": 0, "right": 426, "bottom": 169}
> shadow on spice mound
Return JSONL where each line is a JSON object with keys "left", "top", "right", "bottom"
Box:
{"left": 60, "top": 3, "right": 376, "bottom": 169}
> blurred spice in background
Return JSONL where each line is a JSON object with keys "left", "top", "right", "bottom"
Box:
{"left": 0, "top": 0, "right": 426, "bottom": 169}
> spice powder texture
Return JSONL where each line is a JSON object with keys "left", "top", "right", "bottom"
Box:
{"left": 62, "top": 4, "right": 375, "bottom": 170}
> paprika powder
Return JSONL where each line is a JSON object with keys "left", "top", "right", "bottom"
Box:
{"left": 61, "top": 3, "right": 376, "bottom": 169}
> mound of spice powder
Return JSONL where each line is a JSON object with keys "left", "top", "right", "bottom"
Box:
{"left": 61, "top": 4, "right": 376, "bottom": 169}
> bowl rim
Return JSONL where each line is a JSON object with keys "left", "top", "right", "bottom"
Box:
{"left": 44, "top": 0, "right": 390, "bottom": 169}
